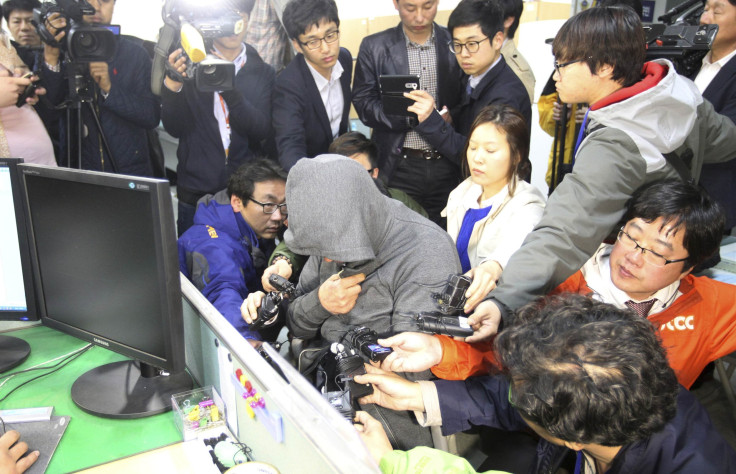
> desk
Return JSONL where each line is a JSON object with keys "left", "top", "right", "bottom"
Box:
{"left": 1, "top": 325, "right": 181, "bottom": 473}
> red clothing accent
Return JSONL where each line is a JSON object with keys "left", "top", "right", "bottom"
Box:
{"left": 590, "top": 61, "right": 668, "bottom": 111}
{"left": 432, "top": 272, "right": 736, "bottom": 388}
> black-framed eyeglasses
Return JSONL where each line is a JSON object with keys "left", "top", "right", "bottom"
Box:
{"left": 299, "top": 30, "right": 340, "bottom": 50}
{"left": 553, "top": 57, "right": 590, "bottom": 77}
{"left": 616, "top": 227, "right": 688, "bottom": 267}
{"left": 248, "top": 197, "right": 288, "bottom": 216}
{"left": 448, "top": 37, "right": 489, "bottom": 54}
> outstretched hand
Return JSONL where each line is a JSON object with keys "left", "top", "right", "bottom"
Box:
{"left": 377, "top": 332, "right": 443, "bottom": 373}
{"left": 465, "top": 299, "right": 502, "bottom": 343}
{"left": 354, "top": 411, "right": 392, "bottom": 463}
{"left": 354, "top": 364, "right": 424, "bottom": 412}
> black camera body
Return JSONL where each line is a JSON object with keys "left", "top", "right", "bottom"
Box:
{"left": 250, "top": 274, "right": 297, "bottom": 331}
{"left": 189, "top": 57, "right": 235, "bottom": 93}
{"left": 645, "top": 23, "right": 718, "bottom": 76}
{"left": 332, "top": 343, "right": 373, "bottom": 399}
{"left": 33, "top": 0, "right": 116, "bottom": 63}
{"left": 412, "top": 273, "right": 475, "bottom": 338}
{"left": 343, "top": 327, "right": 393, "bottom": 363}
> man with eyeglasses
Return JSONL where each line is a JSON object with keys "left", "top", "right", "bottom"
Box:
{"left": 353, "top": 0, "right": 463, "bottom": 226}
{"left": 379, "top": 180, "right": 736, "bottom": 392}
{"left": 272, "top": 0, "right": 351, "bottom": 171}
{"left": 466, "top": 6, "right": 736, "bottom": 344}
{"left": 405, "top": 0, "right": 531, "bottom": 163}
{"left": 179, "top": 159, "right": 287, "bottom": 343}
{"left": 162, "top": 0, "right": 275, "bottom": 236}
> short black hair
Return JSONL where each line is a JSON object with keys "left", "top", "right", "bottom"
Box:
{"left": 2, "top": 0, "right": 41, "bottom": 22}
{"left": 448, "top": 0, "right": 504, "bottom": 40}
{"left": 552, "top": 6, "right": 645, "bottom": 87}
{"left": 622, "top": 179, "right": 725, "bottom": 270}
{"left": 230, "top": 0, "right": 256, "bottom": 15}
{"left": 495, "top": 0, "right": 523, "bottom": 39}
{"left": 227, "top": 158, "right": 287, "bottom": 201}
{"left": 596, "top": 0, "right": 643, "bottom": 19}
{"left": 498, "top": 294, "right": 679, "bottom": 446}
{"left": 328, "top": 132, "right": 379, "bottom": 169}
{"left": 282, "top": 0, "right": 339, "bottom": 41}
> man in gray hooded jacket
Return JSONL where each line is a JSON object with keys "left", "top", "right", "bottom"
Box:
{"left": 243, "top": 154, "right": 461, "bottom": 449}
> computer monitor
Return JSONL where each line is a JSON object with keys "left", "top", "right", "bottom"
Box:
{"left": 19, "top": 164, "right": 192, "bottom": 419}
{"left": 0, "top": 158, "right": 36, "bottom": 373}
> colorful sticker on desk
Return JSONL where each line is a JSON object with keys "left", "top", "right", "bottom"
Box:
{"left": 231, "top": 370, "right": 284, "bottom": 443}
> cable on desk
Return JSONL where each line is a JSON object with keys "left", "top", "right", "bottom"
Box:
{"left": 0, "top": 343, "right": 94, "bottom": 388}
{"left": 0, "top": 344, "right": 93, "bottom": 403}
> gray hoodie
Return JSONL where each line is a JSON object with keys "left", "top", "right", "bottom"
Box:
{"left": 284, "top": 154, "right": 461, "bottom": 342}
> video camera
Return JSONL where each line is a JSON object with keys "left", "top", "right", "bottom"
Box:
{"left": 32, "top": 0, "right": 115, "bottom": 62}
{"left": 249, "top": 274, "right": 298, "bottom": 331}
{"left": 322, "top": 341, "right": 374, "bottom": 421}
{"left": 152, "top": 0, "right": 251, "bottom": 94}
{"left": 414, "top": 274, "right": 475, "bottom": 338}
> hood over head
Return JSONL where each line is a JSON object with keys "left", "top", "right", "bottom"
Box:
{"left": 284, "top": 154, "right": 391, "bottom": 262}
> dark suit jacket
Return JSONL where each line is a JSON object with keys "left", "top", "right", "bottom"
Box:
{"left": 272, "top": 47, "right": 352, "bottom": 171}
{"left": 414, "top": 56, "right": 531, "bottom": 163}
{"left": 694, "top": 55, "right": 736, "bottom": 228}
{"left": 352, "top": 23, "right": 463, "bottom": 180}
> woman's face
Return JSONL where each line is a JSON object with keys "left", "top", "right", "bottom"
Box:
{"left": 466, "top": 122, "right": 513, "bottom": 193}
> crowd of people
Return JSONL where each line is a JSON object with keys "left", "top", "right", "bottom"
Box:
{"left": 3, "top": 0, "right": 736, "bottom": 472}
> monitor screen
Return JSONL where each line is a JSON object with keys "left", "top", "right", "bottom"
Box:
{"left": 19, "top": 164, "right": 191, "bottom": 418}
{"left": 0, "top": 158, "right": 36, "bottom": 321}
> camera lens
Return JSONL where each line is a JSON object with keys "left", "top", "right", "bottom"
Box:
{"left": 77, "top": 32, "right": 97, "bottom": 49}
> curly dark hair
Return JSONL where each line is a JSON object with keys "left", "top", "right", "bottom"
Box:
{"left": 496, "top": 294, "right": 679, "bottom": 446}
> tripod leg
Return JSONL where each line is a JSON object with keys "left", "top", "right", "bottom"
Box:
{"left": 85, "top": 101, "right": 118, "bottom": 173}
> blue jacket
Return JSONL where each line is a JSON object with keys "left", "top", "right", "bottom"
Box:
{"left": 272, "top": 47, "right": 353, "bottom": 171}
{"left": 178, "top": 191, "right": 265, "bottom": 339}
{"left": 414, "top": 56, "right": 532, "bottom": 163}
{"left": 43, "top": 37, "right": 160, "bottom": 176}
{"left": 352, "top": 23, "right": 464, "bottom": 180}
{"left": 436, "top": 376, "right": 736, "bottom": 474}
{"left": 162, "top": 44, "right": 275, "bottom": 202}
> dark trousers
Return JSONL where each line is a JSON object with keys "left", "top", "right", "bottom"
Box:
{"left": 389, "top": 155, "right": 460, "bottom": 228}
{"left": 177, "top": 200, "right": 197, "bottom": 237}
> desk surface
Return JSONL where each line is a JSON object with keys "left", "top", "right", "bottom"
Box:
{"left": 1, "top": 326, "right": 182, "bottom": 473}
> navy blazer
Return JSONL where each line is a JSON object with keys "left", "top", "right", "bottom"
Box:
{"left": 414, "top": 55, "right": 531, "bottom": 163}
{"left": 693, "top": 55, "right": 736, "bottom": 228}
{"left": 352, "top": 23, "right": 464, "bottom": 179}
{"left": 272, "top": 47, "right": 352, "bottom": 171}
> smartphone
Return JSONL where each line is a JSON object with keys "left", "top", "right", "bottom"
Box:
{"left": 379, "top": 74, "right": 420, "bottom": 118}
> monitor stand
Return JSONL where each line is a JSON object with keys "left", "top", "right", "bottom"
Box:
{"left": 71, "top": 360, "right": 193, "bottom": 419}
{"left": 0, "top": 335, "right": 30, "bottom": 373}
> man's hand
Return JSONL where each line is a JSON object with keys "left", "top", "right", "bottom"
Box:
{"left": 405, "top": 89, "right": 436, "bottom": 123}
{"left": 463, "top": 260, "right": 502, "bottom": 312}
{"left": 89, "top": 62, "right": 111, "bottom": 94}
{"left": 354, "top": 364, "right": 424, "bottom": 411}
{"left": 241, "top": 291, "right": 266, "bottom": 325}
{"left": 354, "top": 411, "right": 392, "bottom": 463}
{"left": 164, "top": 48, "right": 187, "bottom": 92}
{"left": 0, "top": 431, "right": 39, "bottom": 474}
{"left": 575, "top": 105, "right": 589, "bottom": 124}
{"left": 261, "top": 259, "right": 292, "bottom": 291}
{"left": 318, "top": 272, "right": 365, "bottom": 314}
{"left": 465, "top": 299, "right": 502, "bottom": 343}
{"left": 0, "top": 70, "right": 32, "bottom": 108}
{"left": 43, "top": 12, "right": 66, "bottom": 68}
{"left": 377, "top": 332, "right": 443, "bottom": 373}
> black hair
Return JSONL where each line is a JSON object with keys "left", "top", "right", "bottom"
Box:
{"left": 2, "top": 0, "right": 41, "bottom": 22}
{"left": 552, "top": 6, "right": 645, "bottom": 87}
{"left": 596, "top": 0, "right": 643, "bottom": 19}
{"left": 498, "top": 294, "right": 679, "bottom": 446}
{"left": 231, "top": 0, "right": 256, "bottom": 16}
{"left": 227, "top": 158, "right": 287, "bottom": 201}
{"left": 462, "top": 104, "right": 531, "bottom": 196}
{"left": 448, "top": 0, "right": 504, "bottom": 40}
{"left": 622, "top": 179, "right": 725, "bottom": 270}
{"left": 494, "top": 0, "right": 523, "bottom": 38}
{"left": 328, "top": 131, "right": 379, "bottom": 169}
{"left": 282, "top": 0, "right": 339, "bottom": 41}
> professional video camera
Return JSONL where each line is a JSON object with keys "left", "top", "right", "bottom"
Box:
{"left": 322, "top": 341, "right": 374, "bottom": 421}
{"left": 249, "top": 274, "right": 298, "bottom": 331}
{"left": 152, "top": 0, "right": 250, "bottom": 94}
{"left": 414, "top": 274, "right": 475, "bottom": 338}
{"left": 32, "top": 0, "right": 115, "bottom": 62}
{"left": 645, "top": 0, "right": 717, "bottom": 77}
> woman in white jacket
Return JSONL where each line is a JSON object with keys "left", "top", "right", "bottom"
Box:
{"left": 442, "top": 104, "right": 546, "bottom": 311}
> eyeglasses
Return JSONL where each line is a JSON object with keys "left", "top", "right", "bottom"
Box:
{"left": 366, "top": 168, "right": 375, "bottom": 175}
{"left": 248, "top": 197, "right": 288, "bottom": 216}
{"left": 448, "top": 37, "right": 489, "bottom": 54}
{"left": 616, "top": 227, "right": 688, "bottom": 267}
{"left": 299, "top": 30, "right": 340, "bottom": 50}
{"left": 553, "top": 57, "right": 590, "bottom": 77}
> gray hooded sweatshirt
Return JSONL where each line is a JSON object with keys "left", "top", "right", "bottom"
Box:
{"left": 284, "top": 154, "right": 461, "bottom": 343}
